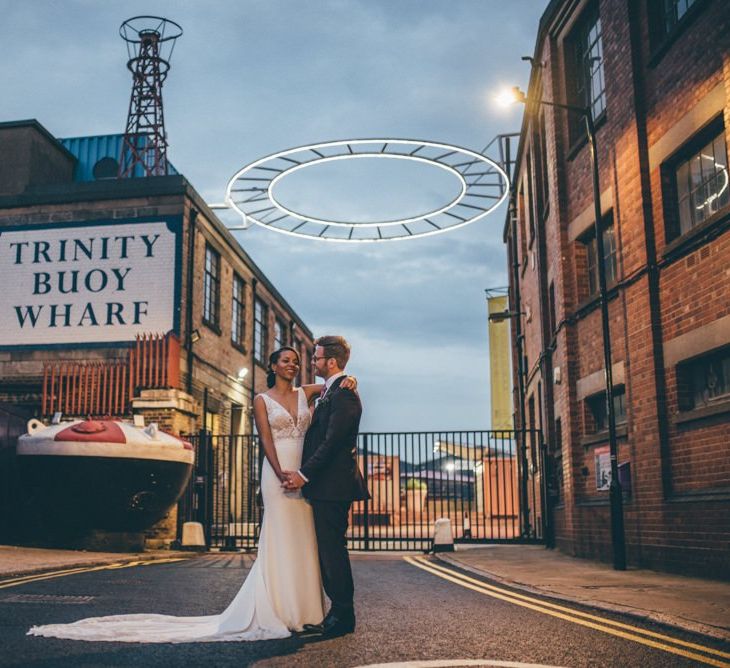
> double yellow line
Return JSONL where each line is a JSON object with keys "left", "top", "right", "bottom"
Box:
{"left": 0, "top": 557, "right": 189, "bottom": 590}
{"left": 405, "top": 555, "right": 730, "bottom": 667}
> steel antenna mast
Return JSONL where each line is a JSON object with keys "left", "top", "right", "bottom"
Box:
{"left": 118, "top": 16, "right": 182, "bottom": 178}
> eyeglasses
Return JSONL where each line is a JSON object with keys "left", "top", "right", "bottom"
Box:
{"left": 311, "top": 355, "right": 328, "bottom": 363}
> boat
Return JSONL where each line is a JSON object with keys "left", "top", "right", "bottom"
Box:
{"left": 17, "top": 418, "right": 194, "bottom": 532}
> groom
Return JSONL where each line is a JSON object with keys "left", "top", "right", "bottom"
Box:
{"left": 282, "top": 335, "right": 369, "bottom": 638}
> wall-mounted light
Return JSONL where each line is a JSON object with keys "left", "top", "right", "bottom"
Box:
{"left": 237, "top": 367, "right": 249, "bottom": 380}
{"left": 190, "top": 329, "right": 201, "bottom": 343}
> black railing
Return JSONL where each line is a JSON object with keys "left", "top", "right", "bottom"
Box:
{"left": 178, "top": 433, "right": 261, "bottom": 550}
{"left": 179, "top": 429, "right": 546, "bottom": 551}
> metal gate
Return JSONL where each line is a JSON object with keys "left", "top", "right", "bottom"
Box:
{"left": 178, "top": 429, "right": 547, "bottom": 551}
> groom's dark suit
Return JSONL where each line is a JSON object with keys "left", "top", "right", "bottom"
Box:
{"left": 300, "top": 375, "right": 368, "bottom": 619}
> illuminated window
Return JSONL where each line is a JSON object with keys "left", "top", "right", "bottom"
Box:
{"left": 674, "top": 130, "right": 728, "bottom": 237}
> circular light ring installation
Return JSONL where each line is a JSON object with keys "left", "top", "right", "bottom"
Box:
{"left": 269, "top": 154, "right": 468, "bottom": 227}
{"left": 224, "top": 139, "right": 509, "bottom": 242}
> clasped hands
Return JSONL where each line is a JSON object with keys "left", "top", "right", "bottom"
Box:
{"left": 280, "top": 470, "right": 306, "bottom": 491}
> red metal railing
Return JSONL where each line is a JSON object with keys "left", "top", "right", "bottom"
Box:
{"left": 41, "top": 333, "right": 181, "bottom": 418}
{"left": 129, "top": 332, "right": 181, "bottom": 396}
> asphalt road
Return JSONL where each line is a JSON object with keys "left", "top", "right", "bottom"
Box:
{"left": 1, "top": 553, "right": 728, "bottom": 668}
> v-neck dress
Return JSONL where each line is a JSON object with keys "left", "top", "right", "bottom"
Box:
{"left": 28, "top": 387, "right": 324, "bottom": 643}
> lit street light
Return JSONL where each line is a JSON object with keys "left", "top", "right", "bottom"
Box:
{"left": 501, "top": 85, "right": 626, "bottom": 570}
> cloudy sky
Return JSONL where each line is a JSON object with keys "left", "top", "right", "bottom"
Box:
{"left": 1, "top": 0, "right": 544, "bottom": 431}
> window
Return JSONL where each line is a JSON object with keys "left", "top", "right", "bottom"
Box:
{"left": 550, "top": 417, "right": 563, "bottom": 504}
{"left": 587, "top": 387, "right": 627, "bottom": 433}
{"left": 231, "top": 274, "right": 245, "bottom": 349}
{"left": 518, "top": 183, "right": 528, "bottom": 266}
{"left": 528, "top": 395, "right": 537, "bottom": 469}
{"left": 669, "top": 126, "right": 729, "bottom": 240}
{"left": 535, "top": 110, "right": 550, "bottom": 217}
{"left": 548, "top": 282, "right": 557, "bottom": 336}
{"left": 92, "top": 157, "right": 119, "bottom": 179}
{"left": 274, "top": 317, "right": 287, "bottom": 349}
{"left": 253, "top": 298, "right": 268, "bottom": 364}
{"left": 526, "top": 154, "right": 536, "bottom": 242}
{"left": 566, "top": 3, "right": 606, "bottom": 142}
{"left": 204, "top": 410, "right": 220, "bottom": 434}
{"left": 203, "top": 244, "right": 220, "bottom": 329}
{"left": 678, "top": 347, "right": 730, "bottom": 411}
{"left": 293, "top": 337, "right": 304, "bottom": 384}
{"left": 582, "top": 215, "right": 617, "bottom": 297}
{"left": 650, "top": 0, "right": 699, "bottom": 42}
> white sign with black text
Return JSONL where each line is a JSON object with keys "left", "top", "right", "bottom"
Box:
{"left": 0, "top": 220, "right": 177, "bottom": 346}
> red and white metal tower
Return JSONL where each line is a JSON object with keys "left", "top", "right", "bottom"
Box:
{"left": 118, "top": 16, "right": 182, "bottom": 178}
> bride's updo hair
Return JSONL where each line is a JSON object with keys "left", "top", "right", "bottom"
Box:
{"left": 266, "top": 346, "right": 301, "bottom": 388}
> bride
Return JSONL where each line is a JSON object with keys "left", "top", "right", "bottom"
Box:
{"left": 28, "top": 346, "right": 357, "bottom": 643}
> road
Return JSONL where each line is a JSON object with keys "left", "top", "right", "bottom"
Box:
{"left": 1, "top": 553, "right": 728, "bottom": 667}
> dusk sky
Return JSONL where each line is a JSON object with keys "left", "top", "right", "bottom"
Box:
{"left": 1, "top": 1, "right": 544, "bottom": 431}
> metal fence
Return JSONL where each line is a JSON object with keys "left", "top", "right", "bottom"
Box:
{"left": 179, "top": 429, "right": 546, "bottom": 551}
{"left": 177, "top": 433, "right": 261, "bottom": 550}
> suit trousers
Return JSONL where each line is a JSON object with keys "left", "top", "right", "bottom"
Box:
{"left": 310, "top": 499, "right": 354, "bottom": 617}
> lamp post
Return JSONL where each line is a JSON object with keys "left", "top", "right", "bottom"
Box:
{"left": 502, "top": 86, "right": 626, "bottom": 570}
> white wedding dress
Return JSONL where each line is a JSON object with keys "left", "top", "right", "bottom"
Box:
{"left": 28, "top": 388, "right": 324, "bottom": 643}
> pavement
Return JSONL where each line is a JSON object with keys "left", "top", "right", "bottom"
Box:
{"left": 433, "top": 544, "right": 730, "bottom": 642}
{"left": 0, "top": 545, "right": 195, "bottom": 579}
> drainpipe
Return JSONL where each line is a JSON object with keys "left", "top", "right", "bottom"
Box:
{"left": 509, "top": 196, "right": 530, "bottom": 539}
{"left": 185, "top": 209, "right": 198, "bottom": 395}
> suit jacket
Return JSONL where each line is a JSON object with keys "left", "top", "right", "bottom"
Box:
{"left": 300, "top": 376, "right": 369, "bottom": 502}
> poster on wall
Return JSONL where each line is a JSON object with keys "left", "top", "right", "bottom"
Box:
{"left": 594, "top": 446, "right": 611, "bottom": 491}
{"left": 0, "top": 218, "right": 180, "bottom": 348}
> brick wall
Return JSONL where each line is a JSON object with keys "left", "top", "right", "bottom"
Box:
{"left": 506, "top": 0, "right": 730, "bottom": 577}
{"left": 1, "top": 168, "right": 316, "bottom": 549}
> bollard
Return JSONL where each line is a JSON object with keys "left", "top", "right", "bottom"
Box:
{"left": 432, "top": 517, "right": 454, "bottom": 552}
{"left": 181, "top": 521, "right": 207, "bottom": 551}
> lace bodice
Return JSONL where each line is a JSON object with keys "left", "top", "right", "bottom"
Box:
{"left": 260, "top": 388, "right": 311, "bottom": 441}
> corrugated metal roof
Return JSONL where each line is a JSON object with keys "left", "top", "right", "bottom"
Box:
{"left": 59, "top": 134, "right": 178, "bottom": 182}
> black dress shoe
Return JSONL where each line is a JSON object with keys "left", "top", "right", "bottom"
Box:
{"left": 298, "top": 623, "right": 325, "bottom": 637}
{"left": 321, "top": 613, "right": 356, "bottom": 638}
{"left": 299, "top": 614, "right": 355, "bottom": 639}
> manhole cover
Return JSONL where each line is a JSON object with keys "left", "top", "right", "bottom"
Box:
{"left": 2, "top": 594, "right": 95, "bottom": 604}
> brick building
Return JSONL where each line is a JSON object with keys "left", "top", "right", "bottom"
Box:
{"left": 0, "top": 119, "right": 315, "bottom": 432}
{"left": 504, "top": 0, "right": 729, "bottom": 577}
{"left": 0, "top": 119, "right": 315, "bottom": 546}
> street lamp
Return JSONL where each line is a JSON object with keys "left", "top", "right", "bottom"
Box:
{"left": 503, "top": 86, "right": 626, "bottom": 570}
{"left": 488, "top": 309, "right": 524, "bottom": 323}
